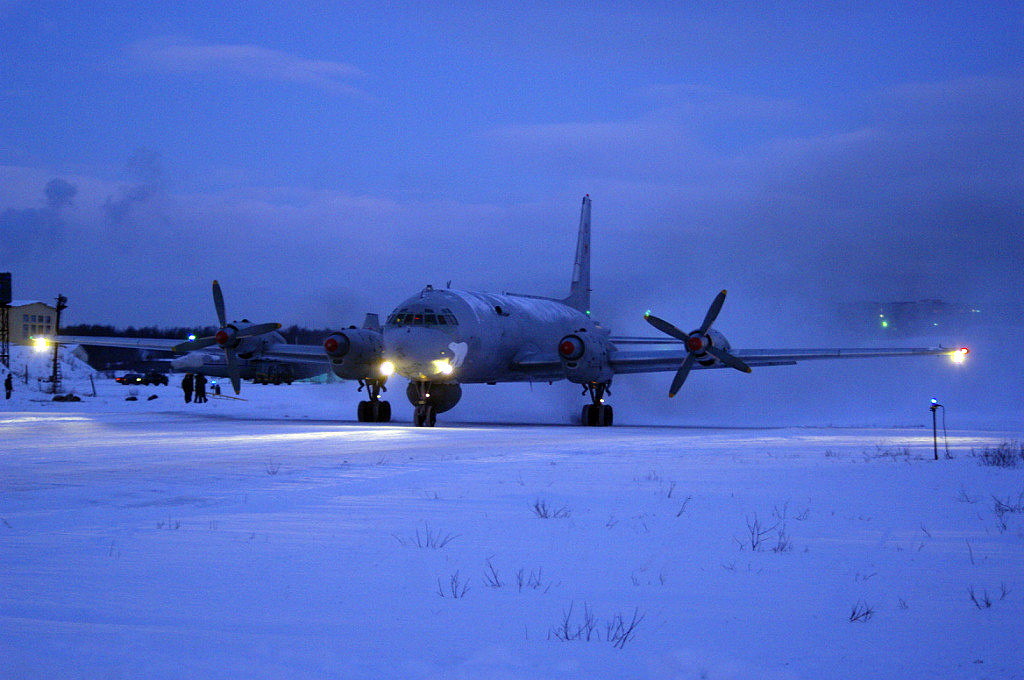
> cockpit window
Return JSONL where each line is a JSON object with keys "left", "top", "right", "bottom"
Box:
{"left": 387, "top": 307, "right": 458, "bottom": 327}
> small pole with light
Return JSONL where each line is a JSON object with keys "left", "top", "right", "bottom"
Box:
{"left": 929, "top": 399, "right": 943, "bottom": 461}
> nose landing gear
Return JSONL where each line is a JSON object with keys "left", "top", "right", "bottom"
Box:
{"left": 581, "top": 382, "right": 613, "bottom": 426}
{"left": 411, "top": 380, "right": 436, "bottom": 427}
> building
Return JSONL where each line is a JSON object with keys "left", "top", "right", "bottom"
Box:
{"left": 7, "top": 300, "right": 58, "bottom": 344}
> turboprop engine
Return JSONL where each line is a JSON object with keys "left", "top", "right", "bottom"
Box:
{"left": 323, "top": 328, "right": 384, "bottom": 380}
{"left": 557, "top": 329, "right": 614, "bottom": 384}
{"left": 689, "top": 328, "right": 733, "bottom": 367}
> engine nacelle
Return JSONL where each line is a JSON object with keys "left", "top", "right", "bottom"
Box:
{"left": 324, "top": 328, "right": 384, "bottom": 380}
{"left": 405, "top": 381, "right": 462, "bottom": 413}
{"left": 693, "top": 328, "right": 732, "bottom": 367}
{"left": 557, "top": 331, "right": 614, "bottom": 384}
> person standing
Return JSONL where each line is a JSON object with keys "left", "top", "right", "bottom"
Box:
{"left": 4, "top": 372, "right": 12, "bottom": 399}
{"left": 194, "top": 373, "right": 207, "bottom": 403}
{"left": 181, "top": 372, "right": 194, "bottom": 403}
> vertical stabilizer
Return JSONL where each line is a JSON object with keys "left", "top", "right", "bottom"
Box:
{"left": 562, "top": 195, "right": 592, "bottom": 312}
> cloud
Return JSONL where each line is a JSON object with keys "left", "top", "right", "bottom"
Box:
{"left": 102, "top": 149, "right": 164, "bottom": 231}
{"left": 477, "top": 75, "right": 1024, "bottom": 329}
{"left": 126, "top": 36, "right": 371, "bottom": 99}
{"left": 44, "top": 178, "right": 77, "bottom": 210}
{"left": 0, "top": 178, "right": 77, "bottom": 261}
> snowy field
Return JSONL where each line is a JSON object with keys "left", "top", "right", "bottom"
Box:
{"left": 2, "top": 346, "right": 1023, "bottom": 679}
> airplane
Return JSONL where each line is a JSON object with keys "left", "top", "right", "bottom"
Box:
{"left": 57, "top": 289, "right": 328, "bottom": 388}
{"left": 58, "top": 195, "right": 968, "bottom": 427}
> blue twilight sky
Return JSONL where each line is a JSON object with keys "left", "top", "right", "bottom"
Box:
{"left": 1, "top": 1, "right": 1021, "bottom": 338}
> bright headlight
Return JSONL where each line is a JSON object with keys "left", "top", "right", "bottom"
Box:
{"left": 433, "top": 359, "right": 454, "bottom": 376}
{"left": 32, "top": 336, "right": 50, "bottom": 352}
{"left": 380, "top": 360, "right": 396, "bottom": 377}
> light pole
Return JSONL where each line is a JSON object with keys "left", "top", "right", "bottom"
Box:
{"left": 929, "top": 398, "right": 944, "bottom": 461}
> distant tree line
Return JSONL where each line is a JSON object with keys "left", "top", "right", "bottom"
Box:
{"left": 61, "top": 323, "right": 338, "bottom": 345}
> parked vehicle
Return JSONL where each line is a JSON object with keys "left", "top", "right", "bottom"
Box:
{"left": 116, "top": 371, "right": 169, "bottom": 386}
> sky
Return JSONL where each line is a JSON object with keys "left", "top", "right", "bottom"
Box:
{"left": 1, "top": 1, "right": 1021, "bottom": 340}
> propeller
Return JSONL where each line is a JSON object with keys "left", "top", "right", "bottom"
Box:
{"left": 172, "top": 280, "right": 281, "bottom": 394}
{"left": 644, "top": 289, "right": 751, "bottom": 397}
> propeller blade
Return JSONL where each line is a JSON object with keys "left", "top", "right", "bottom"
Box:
{"left": 235, "top": 322, "right": 282, "bottom": 338}
{"left": 698, "top": 290, "right": 728, "bottom": 335}
{"left": 643, "top": 312, "right": 689, "bottom": 342}
{"left": 225, "top": 347, "right": 241, "bottom": 394}
{"left": 212, "top": 280, "right": 227, "bottom": 328}
{"left": 172, "top": 336, "right": 218, "bottom": 352}
{"left": 708, "top": 346, "right": 752, "bottom": 373}
{"left": 668, "top": 352, "right": 697, "bottom": 398}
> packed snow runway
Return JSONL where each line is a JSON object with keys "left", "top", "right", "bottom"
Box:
{"left": 2, "top": 379, "right": 1022, "bottom": 679}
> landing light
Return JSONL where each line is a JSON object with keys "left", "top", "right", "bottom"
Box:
{"left": 32, "top": 336, "right": 50, "bottom": 352}
{"left": 433, "top": 359, "right": 454, "bottom": 376}
{"left": 187, "top": 334, "right": 196, "bottom": 341}
{"left": 952, "top": 347, "right": 969, "bottom": 364}
{"left": 380, "top": 361, "right": 396, "bottom": 377}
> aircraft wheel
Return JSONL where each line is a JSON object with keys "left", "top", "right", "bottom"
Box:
{"left": 378, "top": 401, "right": 392, "bottom": 423}
{"left": 414, "top": 404, "right": 436, "bottom": 427}
{"left": 582, "top": 405, "right": 597, "bottom": 426}
{"left": 582, "top": 404, "right": 613, "bottom": 426}
{"left": 357, "top": 400, "right": 370, "bottom": 422}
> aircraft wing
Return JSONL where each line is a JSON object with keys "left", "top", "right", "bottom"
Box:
{"left": 512, "top": 344, "right": 962, "bottom": 378}
{"left": 256, "top": 343, "right": 328, "bottom": 361}
{"left": 56, "top": 335, "right": 184, "bottom": 352}
{"left": 608, "top": 345, "right": 963, "bottom": 375}
{"left": 58, "top": 335, "right": 330, "bottom": 367}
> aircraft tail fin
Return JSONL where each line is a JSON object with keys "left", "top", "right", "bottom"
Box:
{"left": 562, "top": 195, "right": 592, "bottom": 313}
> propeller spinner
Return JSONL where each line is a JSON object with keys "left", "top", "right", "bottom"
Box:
{"left": 644, "top": 289, "right": 751, "bottom": 397}
{"left": 172, "top": 280, "right": 281, "bottom": 394}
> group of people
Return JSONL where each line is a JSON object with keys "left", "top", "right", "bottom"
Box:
{"left": 180, "top": 372, "right": 213, "bottom": 403}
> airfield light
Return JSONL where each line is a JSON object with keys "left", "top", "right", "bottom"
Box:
{"left": 188, "top": 334, "right": 197, "bottom": 341}
{"left": 32, "top": 336, "right": 50, "bottom": 353}
{"left": 881, "top": 320, "right": 889, "bottom": 329}
{"left": 379, "top": 360, "right": 396, "bottom": 377}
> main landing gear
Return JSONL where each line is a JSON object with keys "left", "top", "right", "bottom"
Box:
{"left": 356, "top": 378, "right": 391, "bottom": 423}
{"left": 581, "top": 382, "right": 613, "bottom": 427}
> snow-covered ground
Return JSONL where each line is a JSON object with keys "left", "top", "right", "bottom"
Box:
{"left": 2, "top": 345, "right": 1022, "bottom": 678}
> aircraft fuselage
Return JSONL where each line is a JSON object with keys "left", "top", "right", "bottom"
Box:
{"left": 383, "top": 287, "right": 599, "bottom": 384}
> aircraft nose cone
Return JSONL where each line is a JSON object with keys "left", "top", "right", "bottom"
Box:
{"left": 384, "top": 327, "right": 457, "bottom": 379}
